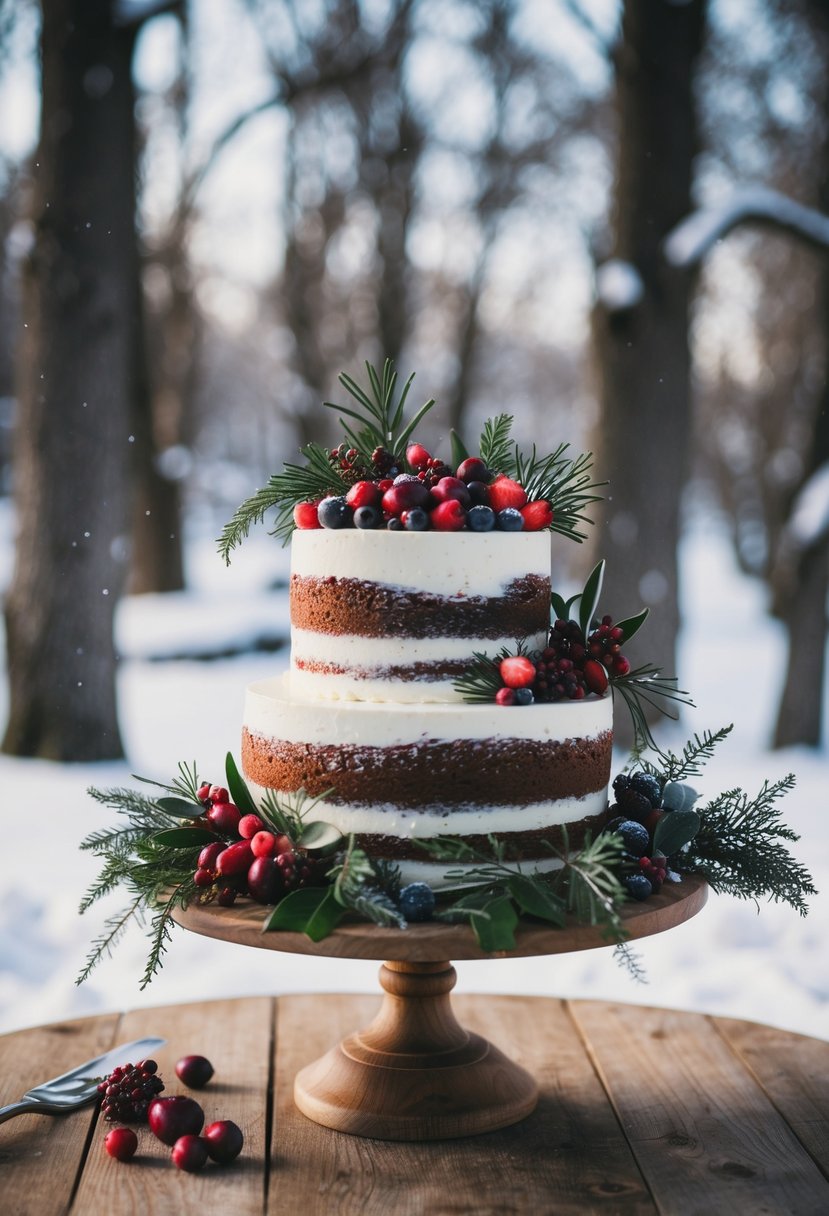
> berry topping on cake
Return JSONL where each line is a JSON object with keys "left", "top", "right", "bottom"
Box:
{"left": 456, "top": 456, "right": 492, "bottom": 484}
{"left": 495, "top": 507, "right": 524, "bottom": 531}
{"left": 318, "top": 495, "right": 352, "bottom": 529}
{"left": 293, "top": 500, "right": 321, "bottom": 529}
{"left": 399, "top": 882, "right": 436, "bottom": 922}
{"left": 488, "top": 475, "right": 527, "bottom": 512}
{"left": 345, "top": 480, "right": 382, "bottom": 509}
{"left": 467, "top": 504, "right": 495, "bottom": 531}
{"left": 521, "top": 500, "right": 553, "bottom": 531}
{"left": 499, "top": 656, "right": 536, "bottom": 689}
{"left": 431, "top": 499, "right": 467, "bottom": 531}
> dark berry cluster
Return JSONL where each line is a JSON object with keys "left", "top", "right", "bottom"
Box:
{"left": 98, "top": 1058, "right": 164, "bottom": 1123}
{"left": 294, "top": 443, "right": 554, "bottom": 534}
{"left": 489, "top": 614, "right": 633, "bottom": 708}
{"left": 191, "top": 782, "right": 323, "bottom": 908}
{"left": 603, "top": 770, "right": 675, "bottom": 902}
{"left": 588, "top": 616, "right": 632, "bottom": 678}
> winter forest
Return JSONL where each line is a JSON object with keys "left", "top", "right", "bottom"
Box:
{"left": 0, "top": 0, "right": 827, "bottom": 1037}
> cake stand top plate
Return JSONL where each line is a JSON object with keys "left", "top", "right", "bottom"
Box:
{"left": 172, "top": 874, "right": 707, "bottom": 962}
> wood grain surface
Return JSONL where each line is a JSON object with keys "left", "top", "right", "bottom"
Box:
{"left": 0, "top": 993, "right": 826, "bottom": 1215}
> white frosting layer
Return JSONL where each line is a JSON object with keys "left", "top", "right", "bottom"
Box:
{"left": 244, "top": 779, "right": 607, "bottom": 837}
{"left": 245, "top": 674, "right": 613, "bottom": 746}
{"left": 289, "top": 626, "right": 549, "bottom": 703}
{"left": 291, "top": 527, "right": 551, "bottom": 597}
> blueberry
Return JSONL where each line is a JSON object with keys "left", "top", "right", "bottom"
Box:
{"left": 353, "top": 505, "right": 381, "bottom": 529}
{"left": 386, "top": 517, "right": 404, "bottom": 530}
{"left": 317, "top": 496, "right": 352, "bottom": 529}
{"left": 467, "top": 505, "right": 496, "bottom": 532}
{"left": 629, "top": 772, "right": 662, "bottom": 809}
{"left": 466, "top": 481, "right": 491, "bottom": 505}
{"left": 496, "top": 507, "right": 524, "bottom": 532}
{"left": 612, "top": 773, "right": 631, "bottom": 799}
{"left": 399, "top": 882, "right": 436, "bottom": 922}
{"left": 403, "top": 507, "right": 429, "bottom": 531}
{"left": 514, "top": 687, "right": 534, "bottom": 706}
{"left": 615, "top": 819, "right": 650, "bottom": 857}
{"left": 623, "top": 874, "right": 653, "bottom": 901}
{"left": 616, "top": 788, "right": 652, "bottom": 819}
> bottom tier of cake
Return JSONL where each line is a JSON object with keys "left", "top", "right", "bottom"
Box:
{"left": 241, "top": 677, "right": 613, "bottom": 885}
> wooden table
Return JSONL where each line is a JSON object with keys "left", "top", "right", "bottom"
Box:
{"left": 1, "top": 993, "right": 827, "bottom": 1215}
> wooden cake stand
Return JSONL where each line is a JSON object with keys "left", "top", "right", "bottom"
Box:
{"left": 173, "top": 875, "right": 707, "bottom": 1141}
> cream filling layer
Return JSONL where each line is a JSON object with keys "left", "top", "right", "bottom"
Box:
{"left": 244, "top": 674, "right": 613, "bottom": 746}
{"left": 291, "top": 528, "right": 551, "bottom": 598}
{"left": 245, "top": 781, "right": 607, "bottom": 837}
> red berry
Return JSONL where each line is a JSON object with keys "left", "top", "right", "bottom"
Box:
{"left": 104, "top": 1127, "right": 138, "bottom": 1161}
{"left": 488, "top": 476, "right": 527, "bottom": 512}
{"left": 247, "top": 856, "right": 284, "bottom": 904}
{"left": 293, "top": 500, "right": 321, "bottom": 529}
{"left": 193, "top": 867, "right": 214, "bottom": 888}
{"left": 495, "top": 687, "right": 516, "bottom": 706}
{"left": 172, "top": 1134, "right": 209, "bottom": 1173}
{"left": 613, "top": 655, "right": 631, "bottom": 676}
{"left": 584, "top": 659, "right": 609, "bottom": 695}
{"left": 499, "top": 656, "right": 536, "bottom": 689}
{"left": 238, "top": 813, "right": 266, "bottom": 839}
{"left": 204, "top": 1120, "right": 244, "bottom": 1165}
{"left": 208, "top": 785, "right": 229, "bottom": 805}
{"left": 456, "top": 457, "right": 491, "bottom": 484}
{"left": 215, "top": 839, "right": 254, "bottom": 876}
{"left": 206, "top": 802, "right": 242, "bottom": 834}
{"left": 196, "top": 782, "right": 211, "bottom": 802}
{"left": 175, "top": 1055, "right": 214, "bottom": 1089}
{"left": 430, "top": 476, "right": 471, "bottom": 506}
{"left": 406, "top": 442, "right": 432, "bottom": 469}
{"left": 198, "top": 841, "right": 226, "bottom": 870}
{"left": 520, "top": 500, "right": 553, "bottom": 531}
{"left": 345, "top": 480, "right": 382, "bottom": 509}
{"left": 250, "top": 830, "right": 277, "bottom": 858}
{"left": 381, "top": 481, "right": 429, "bottom": 516}
{"left": 217, "top": 886, "right": 237, "bottom": 906}
{"left": 274, "top": 833, "right": 294, "bottom": 855}
{"left": 148, "top": 1096, "right": 205, "bottom": 1146}
{"left": 430, "top": 499, "right": 467, "bottom": 531}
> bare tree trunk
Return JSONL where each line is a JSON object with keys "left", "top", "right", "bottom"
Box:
{"left": 3, "top": 0, "right": 142, "bottom": 760}
{"left": 592, "top": 0, "right": 706, "bottom": 695}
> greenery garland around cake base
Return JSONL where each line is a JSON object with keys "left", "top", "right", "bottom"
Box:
{"left": 78, "top": 730, "right": 816, "bottom": 990}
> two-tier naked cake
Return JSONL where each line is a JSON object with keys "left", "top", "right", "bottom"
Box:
{"left": 240, "top": 529, "right": 613, "bottom": 885}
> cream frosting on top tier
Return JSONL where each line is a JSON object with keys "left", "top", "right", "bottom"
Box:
{"left": 288, "top": 529, "right": 552, "bottom": 703}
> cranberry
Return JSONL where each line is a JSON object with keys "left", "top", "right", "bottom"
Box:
{"left": 584, "top": 659, "right": 609, "bottom": 695}
{"left": 274, "top": 834, "right": 293, "bottom": 855}
{"left": 193, "top": 867, "right": 214, "bottom": 888}
{"left": 381, "top": 481, "right": 429, "bottom": 515}
{"left": 175, "top": 1055, "right": 214, "bottom": 1089}
{"left": 204, "top": 1120, "right": 244, "bottom": 1165}
{"left": 215, "top": 839, "right": 253, "bottom": 876}
{"left": 430, "top": 499, "right": 467, "bottom": 531}
{"left": 293, "top": 500, "right": 321, "bottom": 529}
{"left": 172, "top": 1134, "right": 209, "bottom": 1173}
{"left": 406, "top": 442, "right": 432, "bottom": 469}
{"left": 495, "top": 687, "right": 516, "bottom": 706}
{"left": 104, "top": 1127, "right": 138, "bottom": 1161}
{"left": 456, "top": 457, "right": 491, "bottom": 484}
{"left": 207, "top": 802, "right": 241, "bottom": 834}
{"left": 148, "top": 1096, "right": 205, "bottom": 1146}
{"left": 217, "top": 886, "right": 237, "bottom": 906}
{"left": 196, "top": 782, "right": 211, "bottom": 802}
{"left": 247, "top": 856, "right": 284, "bottom": 903}
{"left": 238, "top": 813, "right": 266, "bottom": 839}
{"left": 250, "top": 830, "right": 277, "bottom": 858}
{"left": 208, "top": 785, "right": 229, "bottom": 804}
{"left": 488, "top": 476, "right": 527, "bottom": 512}
{"left": 430, "top": 476, "right": 471, "bottom": 506}
{"left": 198, "top": 841, "right": 226, "bottom": 870}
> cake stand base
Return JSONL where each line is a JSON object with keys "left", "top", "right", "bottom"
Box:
{"left": 293, "top": 960, "right": 537, "bottom": 1140}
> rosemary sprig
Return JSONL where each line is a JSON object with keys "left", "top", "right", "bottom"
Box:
{"left": 479, "top": 413, "right": 514, "bottom": 472}
{"left": 325, "top": 359, "right": 435, "bottom": 464}
{"left": 611, "top": 665, "right": 694, "bottom": 752}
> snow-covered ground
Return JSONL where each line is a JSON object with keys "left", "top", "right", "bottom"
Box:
{"left": 1, "top": 514, "right": 827, "bottom": 1041}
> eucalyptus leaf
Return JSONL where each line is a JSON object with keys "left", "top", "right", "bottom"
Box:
{"left": 263, "top": 887, "right": 342, "bottom": 938}
{"left": 469, "top": 894, "right": 519, "bottom": 952}
{"left": 298, "top": 820, "right": 345, "bottom": 855}
{"left": 579, "top": 560, "right": 605, "bottom": 638}
{"left": 551, "top": 592, "right": 569, "bottom": 622}
{"left": 662, "top": 781, "right": 699, "bottom": 813}
{"left": 151, "top": 827, "right": 218, "bottom": 849}
{"left": 155, "top": 797, "right": 205, "bottom": 819}
{"left": 506, "top": 875, "right": 566, "bottom": 926}
{"left": 615, "top": 607, "right": 649, "bottom": 644}
{"left": 225, "top": 752, "right": 258, "bottom": 816}
{"left": 653, "top": 810, "right": 701, "bottom": 856}
{"left": 450, "top": 429, "right": 470, "bottom": 466}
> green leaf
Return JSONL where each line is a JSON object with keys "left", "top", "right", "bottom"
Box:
{"left": 263, "top": 887, "right": 345, "bottom": 940}
{"left": 450, "top": 429, "right": 469, "bottom": 467}
{"left": 225, "top": 753, "right": 258, "bottom": 816}
{"left": 579, "top": 560, "right": 605, "bottom": 638}
{"left": 478, "top": 414, "right": 513, "bottom": 473}
{"left": 551, "top": 592, "right": 569, "bottom": 621}
{"left": 506, "top": 875, "right": 566, "bottom": 926}
{"left": 151, "top": 827, "right": 218, "bottom": 849}
{"left": 298, "top": 821, "right": 344, "bottom": 856}
{"left": 653, "top": 810, "right": 701, "bottom": 856}
{"left": 615, "top": 607, "right": 649, "bottom": 643}
{"left": 662, "top": 781, "right": 699, "bottom": 812}
{"left": 469, "top": 894, "right": 519, "bottom": 952}
{"left": 155, "top": 797, "right": 205, "bottom": 819}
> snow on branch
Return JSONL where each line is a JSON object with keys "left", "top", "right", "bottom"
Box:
{"left": 664, "top": 187, "right": 829, "bottom": 269}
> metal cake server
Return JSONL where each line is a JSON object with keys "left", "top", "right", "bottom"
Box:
{"left": 0, "top": 1035, "right": 165, "bottom": 1124}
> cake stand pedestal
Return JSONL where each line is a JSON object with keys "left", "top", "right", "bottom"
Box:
{"left": 173, "top": 874, "right": 707, "bottom": 1141}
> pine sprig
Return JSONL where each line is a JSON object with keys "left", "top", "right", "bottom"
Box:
{"left": 681, "top": 775, "right": 815, "bottom": 915}
{"left": 611, "top": 665, "right": 695, "bottom": 752}
{"left": 325, "top": 360, "right": 435, "bottom": 460}
{"left": 638, "top": 727, "right": 734, "bottom": 783}
{"left": 452, "top": 643, "right": 527, "bottom": 704}
{"left": 506, "top": 443, "right": 603, "bottom": 543}
{"left": 479, "top": 413, "right": 514, "bottom": 472}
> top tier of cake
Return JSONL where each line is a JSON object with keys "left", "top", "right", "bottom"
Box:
{"left": 288, "top": 529, "right": 552, "bottom": 703}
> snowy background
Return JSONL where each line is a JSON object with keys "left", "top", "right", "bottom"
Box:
{"left": 1, "top": 504, "right": 827, "bottom": 1042}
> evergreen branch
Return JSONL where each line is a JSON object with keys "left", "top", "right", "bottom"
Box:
{"left": 140, "top": 884, "right": 192, "bottom": 990}
{"left": 506, "top": 443, "right": 603, "bottom": 543}
{"left": 613, "top": 942, "right": 648, "bottom": 984}
{"left": 452, "top": 643, "right": 527, "bottom": 704}
{"left": 611, "top": 666, "right": 694, "bottom": 751}
{"left": 641, "top": 726, "right": 734, "bottom": 784}
{"left": 325, "top": 360, "right": 435, "bottom": 455}
{"left": 479, "top": 413, "right": 513, "bottom": 472}
{"left": 259, "top": 787, "right": 332, "bottom": 839}
{"left": 76, "top": 895, "right": 145, "bottom": 986}
{"left": 548, "top": 830, "right": 627, "bottom": 939}
{"left": 681, "top": 776, "right": 815, "bottom": 915}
